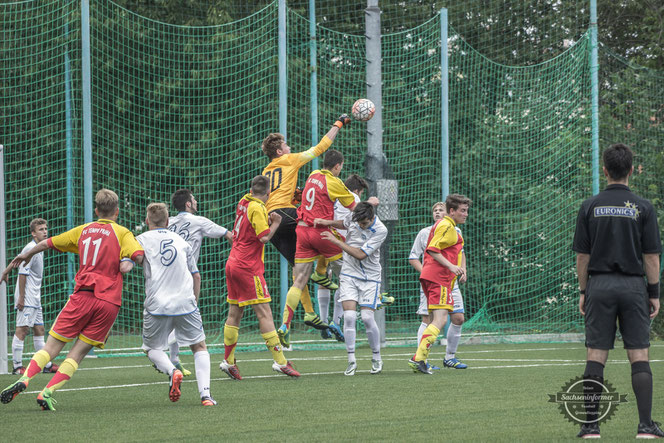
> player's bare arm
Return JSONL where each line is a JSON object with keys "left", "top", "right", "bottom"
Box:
{"left": 460, "top": 251, "right": 467, "bottom": 283}
{"left": 224, "top": 230, "right": 233, "bottom": 245}
{"left": 313, "top": 218, "right": 344, "bottom": 229}
{"left": 320, "top": 231, "right": 367, "bottom": 260}
{"left": 408, "top": 259, "right": 423, "bottom": 273}
{"left": 16, "top": 274, "right": 27, "bottom": 310}
{"left": 1, "top": 239, "right": 49, "bottom": 282}
{"left": 644, "top": 253, "right": 660, "bottom": 318}
{"left": 576, "top": 252, "right": 590, "bottom": 315}
{"left": 260, "top": 212, "right": 282, "bottom": 244}
{"left": 193, "top": 272, "right": 201, "bottom": 301}
{"left": 427, "top": 250, "right": 463, "bottom": 276}
{"left": 119, "top": 259, "right": 134, "bottom": 274}
{"left": 366, "top": 196, "right": 379, "bottom": 206}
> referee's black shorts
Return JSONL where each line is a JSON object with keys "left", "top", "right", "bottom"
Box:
{"left": 268, "top": 207, "right": 298, "bottom": 266}
{"left": 584, "top": 273, "right": 650, "bottom": 350}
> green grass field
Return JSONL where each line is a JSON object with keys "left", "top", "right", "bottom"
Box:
{"left": 1, "top": 341, "right": 662, "bottom": 441}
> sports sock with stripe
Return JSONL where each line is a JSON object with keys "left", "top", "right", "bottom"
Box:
{"left": 25, "top": 349, "right": 51, "bottom": 379}
{"left": 45, "top": 358, "right": 78, "bottom": 392}
{"left": 223, "top": 324, "right": 239, "bottom": 364}
{"left": 415, "top": 324, "right": 440, "bottom": 362}
{"left": 282, "top": 287, "right": 301, "bottom": 327}
{"left": 262, "top": 330, "right": 287, "bottom": 365}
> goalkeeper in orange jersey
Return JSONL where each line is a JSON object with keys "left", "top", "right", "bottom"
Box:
{"left": 261, "top": 113, "right": 351, "bottom": 345}
{"left": 277, "top": 149, "right": 357, "bottom": 347}
{"left": 220, "top": 176, "right": 300, "bottom": 379}
{"left": 408, "top": 194, "right": 471, "bottom": 374}
{"left": 1, "top": 189, "right": 144, "bottom": 410}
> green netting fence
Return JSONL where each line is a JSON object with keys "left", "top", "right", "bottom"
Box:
{"left": 2, "top": 0, "right": 662, "bottom": 357}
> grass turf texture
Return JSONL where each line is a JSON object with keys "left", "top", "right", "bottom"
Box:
{"left": 1, "top": 342, "right": 662, "bottom": 441}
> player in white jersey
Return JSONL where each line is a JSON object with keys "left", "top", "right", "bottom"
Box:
{"left": 2, "top": 219, "right": 57, "bottom": 375}
{"left": 408, "top": 202, "right": 468, "bottom": 369}
{"left": 316, "top": 202, "right": 388, "bottom": 375}
{"left": 137, "top": 203, "right": 215, "bottom": 406}
{"left": 165, "top": 189, "right": 232, "bottom": 375}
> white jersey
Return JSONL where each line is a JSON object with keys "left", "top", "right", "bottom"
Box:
{"left": 137, "top": 229, "right": 199, "bottom": 316}
{"left": 333, "top": 192, "right": 361, "bottom": 237}
{"left": 409, "top": 224, "right": 464, "bottom": 263}
{"left": 167, "top": 212, "right": 228, "bottom": 263}
{"left": 14, "top": 240, "right": 44, "bottom": 309}
{"left": 339, "top": 215, "right": 388, "bottom": 283}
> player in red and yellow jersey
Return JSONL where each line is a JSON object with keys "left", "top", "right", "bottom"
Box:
{"left": 408, "top": 194, "right": 471, "bottom": 375}
{"left": 1, "top": 189, "right": 144, "bottom": 410}
{"left": 277, "top": 149, "right": 356, "bottom": 345}
{"left": 261, "top": 114, "right": 351, "bottom": 337}
{"left": 220, "top": 176, "right": 300, "bottom": 379}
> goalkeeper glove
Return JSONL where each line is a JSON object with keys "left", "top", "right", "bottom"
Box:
{"left": 334, "top": 114, "right": 351, "bottom": 128}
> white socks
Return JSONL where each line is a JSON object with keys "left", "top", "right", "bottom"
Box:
{"left": 12, "top": 335, "right": 23, "bottom": 369}
{"left": 194, "top": 350, "right": 211, "bottom": 399}
{"left": 445, "top": 323, "right": 463, "bottom": 360}
{"left": 332, "top": 299, "right": 344, "bottom": 325}
{"left": 361, "top": 309, "right": 381, "bottom": 361}
{"left": 417, "top": 322, "right": 428, "bottom": 345}
{"left": 148, "top": 349, "right": 176, "bottom": 376}
{"left": 343, "top": 310, "right": 357, "bottom": 363}
{"left": 317, "top": 288, "right": 331, "bottom": 323}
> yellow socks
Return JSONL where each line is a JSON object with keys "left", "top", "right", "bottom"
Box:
{"left": 300, "top": 286, "right": 314, "bottom": 313}
{"left": 414, "top": 324, "right": 440, "bottom": 362}
{"left": 24, "top": 349, "right": 51, "bottom": 379}
{"left": 44, "top": 358, "right": 78, "bottom": 392}
{"left": 262, "top": 330, "right": 287, "bottom": 365}
{"left": 224, "top": 324, "right": 239, "bottom": 364}
{"left": 282, "top": 287, "right": 302, "bottom": 327}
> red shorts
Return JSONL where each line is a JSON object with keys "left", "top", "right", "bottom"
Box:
{"left": 420, "top": 278, "right": 454, "bottom": 311}
{"left": 294, "top": 225, "right": 343, "bottom": 263}
{"left": 50, "top": 290, "right": 120, "bottom": 349}
{"left": 225, "top": 262, "right": 271, "bottom": 307}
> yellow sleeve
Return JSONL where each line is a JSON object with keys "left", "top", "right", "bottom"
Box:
{"left": 47, "top": 224, "right": 87, "bottom": 254}
{"left": 293, "top": 136, "right": 333, "bottom": 167}
{"left": 248, "top": 201, "right": 271, "bottom": 239}
{"left": 426, "top": 221, "right": 458, "bottom": 253}
{"left": 327, "top": 176, "right": 356, "bottom": 209}
{"left": 113, "top": 224, "right": 144, "bottom": 261}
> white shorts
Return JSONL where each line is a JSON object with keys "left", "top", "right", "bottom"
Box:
{"left": 417, "top": 282, "right": 464, "bottom": 315}
{"left": 337, "top": 276, "right": 381, "bottom": 310}
{"left": 16, "top": 307, "right": 43, "bottom": 328}
{"left": 141, "top": 310, "right": 206, "bottom": 351}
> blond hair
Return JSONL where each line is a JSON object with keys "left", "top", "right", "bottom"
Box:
{"left": 146, "top": 202, "right": 169, "bottom": 228}
{"left": 29, "top": 218, "right": 47, "bottom": 233}
{"left": 432, "top": 201, "right": 445, "bottom": 212}
{"left": 95, "top": 189, "right": 119, "bottom": 217}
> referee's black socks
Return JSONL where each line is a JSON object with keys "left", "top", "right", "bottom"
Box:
{"left": 583, "top": 360, "right": 605, "bottom": 425}
{"left": 631, "top": 361, "right": 653, "bottom": 425}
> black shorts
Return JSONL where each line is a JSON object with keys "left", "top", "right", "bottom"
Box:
{"left": 584, "top": 273, "right": 650, "bottom": 350}
{"left": 268, "top": 208, "right": 298, "bottom": 266}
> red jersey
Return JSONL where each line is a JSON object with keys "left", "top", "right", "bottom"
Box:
{"left": 228, "top": 194, "right": 271, "bottom": 273}
{"left": 420, "top": 216, "right": 464, "bottom": 284}
{"left": 47, "top": 219, "right": 144, "bottom": 306}
{"left": 297, "top": 169, "right": 356, "bottom": 225}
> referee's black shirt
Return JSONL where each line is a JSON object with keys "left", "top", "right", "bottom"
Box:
{"left": 573, "top": 184, "right": 661, "bottom": 276}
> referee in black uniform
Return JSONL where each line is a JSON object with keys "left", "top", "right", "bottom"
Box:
{"left": 573, "top": 143, "right": 662, "bottom": 439}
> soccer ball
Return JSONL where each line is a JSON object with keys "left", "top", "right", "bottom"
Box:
{"left": 351, "top": 98, "right": 375, "bottom": 122}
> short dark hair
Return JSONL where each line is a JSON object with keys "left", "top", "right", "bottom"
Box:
{"left": 251, "top": 175, "right": 270, "bottom": 196}
{"left": 344, "top": 174, "right": 368, "bottom": 194}
{"left": 323, "top": 149, "right": 344, "bottom": 170}
{"left": 352, "top": 201, "right": 374, "bottom": 223}
{"left": 603, "top": 143, "right": 633, "bottom": 180}
{"left": 445, "top": 194, "right": 471, "bottom": 212}
{"left": 171, "top": 189, "right": 193, "bottom": 212}
{"left": 261, "top": 133, "right": 285, "bottom": 160}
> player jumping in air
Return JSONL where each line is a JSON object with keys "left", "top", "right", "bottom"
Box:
{"left": 1, "top": 189, "right": 144, "bottom": 410}
{"left": 277, "top": 149, "right": 357, "bottom": 347}
{"left": 261, "top": 114, "right": 351, "bottom": 344}
{"left": 220, "top": 175, "right": 300, "bottom": 379}
{"left": 137, "top": 203, "right": 216, "bottom": 406}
